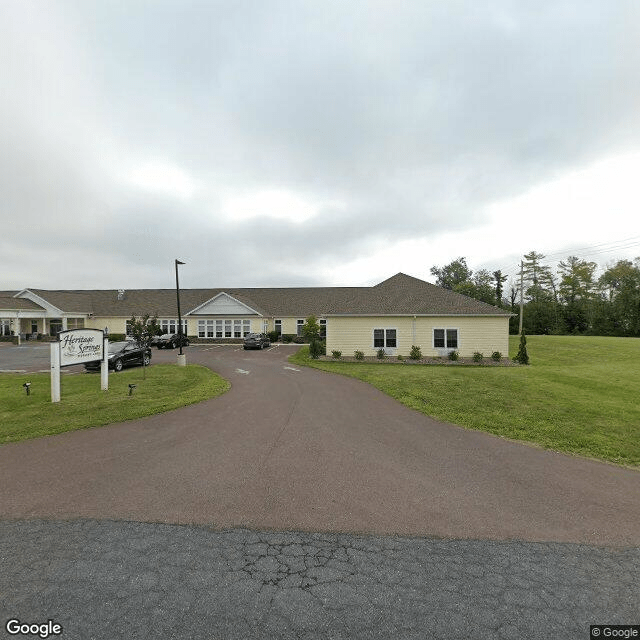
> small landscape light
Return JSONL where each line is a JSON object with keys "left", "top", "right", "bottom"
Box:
{"left": 23, "top": 382, "right": 31, "bottom": 396}
{"left": 128, "top": 384, "right": 137, "bottom": 396}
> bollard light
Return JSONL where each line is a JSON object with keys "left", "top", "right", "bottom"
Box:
{"left": 128, "top": 384, "right": 137, "bottom": 396}
{"left": 23, "top": 382, "right": 31, "bottom": 396}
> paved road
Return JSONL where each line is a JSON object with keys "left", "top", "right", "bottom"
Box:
{"left": 1, "top": 519, "right": 637, "bottom": 640}
{"left": 1, "top": 344, "right": 639, "bottom": 638}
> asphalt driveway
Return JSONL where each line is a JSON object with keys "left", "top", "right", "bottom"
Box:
{"left": 1, "top": 344, "right": 638, "bottom": 545}
{"left": 2, "top": 344, "right": 639, "bottom": 638}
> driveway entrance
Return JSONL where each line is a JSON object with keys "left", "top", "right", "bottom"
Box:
{"left": 1, "top": 344, "right": 639, "bottom": 545}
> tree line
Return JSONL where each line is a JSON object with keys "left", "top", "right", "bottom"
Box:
{"left": 430, "top": 253, "right": 640, "bottom": 336}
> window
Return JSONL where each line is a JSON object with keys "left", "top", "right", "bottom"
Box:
{"left": 198, "top": 319, "right": 251, "bottom": 338}
{"left": 159, "top": 319, "right": 186, "bottom": 334}
{"left": 0, "top": 319, "right": 11, "bottom": 336}
{"left": 319, "top": 319, "right": 326, "bottom": 338}
{"left": 297, "top": 319, "right": 305, "bottom": 337}
{"left": 434, "top": 328, "right": 458, "bottom": 349}
{"left": 275, "top": 319, "right": 282, "bottom": 336}
{"left": 373, "top": 328, "right": 396, "bottom": 349}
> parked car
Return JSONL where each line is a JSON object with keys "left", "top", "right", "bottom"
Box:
{"left": 243, "top": 333, "right": 271, "bottom": 350}
{"left": 84, "top": 341, "right": 151, "bottom": 372}
{"left": 156, "top": 333, "right": 190, "bottom": 349}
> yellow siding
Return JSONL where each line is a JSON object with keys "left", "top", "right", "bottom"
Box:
{"left": 85, "top": 317, "right": 128, "bottom": 334}
{"left": 327, "top": 316, "right": 509, "bottom": 357}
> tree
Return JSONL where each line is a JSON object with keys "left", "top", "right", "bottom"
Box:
{"left": 493, "top": 270, "right": 508, "bottom": 306}
{"left": 597, "top": 259, "right": 640, "bottom": 335}
{"left": 513, "top": 331, "right": 529, "bottom": 365}
{"left": 557, "top": 256, "right": 597, "bottom": 333}
{"left": 302, "top": 315, "right": 324, "bottom": 359}
{"left": 522, "top": 251, "right": 555, "bottom": 303}
{"left": 430, "top": 257, "right": 473, "bottom": 291}
{"left": 128, "top": 314, "right": 159, "bottom": 378}
{"left": 301, "top": 315, "right": 321, "bottom": 342}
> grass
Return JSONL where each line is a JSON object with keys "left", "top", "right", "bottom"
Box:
{"left": 290, "top": 336, "right": 640, "bottom": 467}
{"left": 0, "top": 364, "right": 229, "bottom": 444}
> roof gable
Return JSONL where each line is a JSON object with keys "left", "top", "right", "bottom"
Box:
{"left": 188, "top": 292, "right": 262, "bottom": 316}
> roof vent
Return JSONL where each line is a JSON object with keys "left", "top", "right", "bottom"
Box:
{"left": 117, "top": 289, "right": 125, "bottom": 301}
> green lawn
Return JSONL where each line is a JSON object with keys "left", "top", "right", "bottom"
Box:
{"left": 0, "top": 364, "right": 229, "bottom": 444}
{"left": 290, "top": 336, "right": 640, "bottom": 467}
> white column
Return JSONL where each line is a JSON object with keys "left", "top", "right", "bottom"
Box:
{"left": 50, "top": 342, "right": 61, "bottom": 403}
{"left": 101, "top": 338, "right": 109, "bottom": 391}
{"left": 62, "top": 317, "right": 68, "bottom": 331}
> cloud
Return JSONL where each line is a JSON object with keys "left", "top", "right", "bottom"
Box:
{"left": 1, "top": 0, "right": 640, "bottom": 289}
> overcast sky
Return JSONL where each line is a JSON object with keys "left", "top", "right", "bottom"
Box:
{"left": 2, "top": 0, "right": 640, "bottom": 291}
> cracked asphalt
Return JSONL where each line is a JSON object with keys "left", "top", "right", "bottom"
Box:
{"left": 2, "top": 519, "right": 638, "bottom": 640}
{"left": 1, "top": 344, "right": 639, "bottom": 638}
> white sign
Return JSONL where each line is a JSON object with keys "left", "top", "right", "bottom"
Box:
{"left": 58, "top": 329, "right": 104, "bottom": 367}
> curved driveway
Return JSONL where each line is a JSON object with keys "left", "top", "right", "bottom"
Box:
{"left": 1, "top": 344, "right": 639, "bottom": 546}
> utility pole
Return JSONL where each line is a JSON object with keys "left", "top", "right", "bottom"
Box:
{"left": 175, "top": 259, "right": 186, "bottom": 366}
{"left": 519, "top": 260, "right": 524, "bottom": 334}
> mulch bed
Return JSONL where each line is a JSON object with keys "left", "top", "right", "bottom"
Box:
{"left": 318, "top": 355, "right": 519, "bottom": 366}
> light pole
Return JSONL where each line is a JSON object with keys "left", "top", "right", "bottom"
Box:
{"left": 175, "top": 259, "right": 186, "bottom": 366}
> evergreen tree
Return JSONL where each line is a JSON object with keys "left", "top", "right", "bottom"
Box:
{"left": 513, "top": 331, "right": 529, "bottom": 365}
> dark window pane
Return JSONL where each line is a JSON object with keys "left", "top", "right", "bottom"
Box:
{"left": 446, "top": 329, "right": 458, "bottom": 348}
{"left": 373, "top": 329, "right": 384, "bottom": 348}
{"left": 386, "top": 329, "right": 397, "bottom": 347}
{"left": 434, "top": 329, "right": 445, "bottom": 348}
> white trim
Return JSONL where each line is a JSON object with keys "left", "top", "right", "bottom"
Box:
{"left": 186, "top": 292, "right": 262, "bottom": 316}
{"left": 326, "top": 313, "right": 512, "bottom": 317}
{"left": 433, "top": 327, "right": 460, "bottom": 351}
{"left": 372, "top": 327, "right": 398, "bottom": 354}
{"left": 14, "top": 290, "right": 64, "bottom": 315}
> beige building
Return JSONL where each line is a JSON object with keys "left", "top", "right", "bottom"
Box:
{"left": 0, "top": 273, "right": 511, "bottom": 357}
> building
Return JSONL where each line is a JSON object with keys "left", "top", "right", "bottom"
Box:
{"left": 0, "top": 273, "right": 511, "bottom": 357}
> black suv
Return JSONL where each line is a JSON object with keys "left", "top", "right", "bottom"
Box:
{"left": 156, "top": 333, "right": 190, "bottom": 349}
{"left": 85, "top": 341, "right": 151, "bottom": 372}
{"left": 243, "top": 333, "right": 271, "bottom": 350}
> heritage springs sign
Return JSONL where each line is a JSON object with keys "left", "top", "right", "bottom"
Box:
{"left": 51, "top": 328, "right": 108, "bottom": 402}
{"left": 59, "top": 329, "right": 104, "bottom": 366}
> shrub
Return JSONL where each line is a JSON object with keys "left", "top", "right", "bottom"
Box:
{"left": 448, "top": 350, "right": 459, "bottom": 361}
{"left": 409, "top": 345, "right": 422, "bottom": 360}
{"left": 397, "top": 354, "right": 404, "bottom": 361}
{"left": 309, "top": 339, "right": 324, "bottom": 359}
{"left": 354, "top": 350, "right": 364, "bottom": 360}
{"left": 376, "top": 348, "right": 386, "bottom": 359}
{"left": 293, "top": 337, "right": 305, "bottom": 344}
{"left": 331, "top": 350, "right": 342, "bottom": 359}
{"left": 281, "top": 334, "right": 294, "bottom": 343}
{"left": 514, "top": 332, "right": 530, "bottom": 365}
{"left": 267, "top": 330, "right": 280, "bottom": 343}
{"left": 107, "top": 333, "right": 126, "bottom": 342}
{"left": 491, "top": 351, "right": 502, "bottom": 362}
{"left": 473, "top": 351, "right": 484, "bottom": 363}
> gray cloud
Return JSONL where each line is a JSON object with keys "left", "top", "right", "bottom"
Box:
{"left": 2, "top": 0, "right": 640, "bottom": 289}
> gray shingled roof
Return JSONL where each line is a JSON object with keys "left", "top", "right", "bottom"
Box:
{"left": 5, "top": 274, "right": 511, "bottom": 317}
{"left": 0, "top": 296, "right": 45, "bottom": 311}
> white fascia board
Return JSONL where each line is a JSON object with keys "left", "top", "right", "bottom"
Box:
{"left": 186, "top": 291, "right": 263, "bottom": 316}
{"left": 325, "top": 313, "right": 514, "bottom": 317}
{"left": 14, "top": 290, "right": 63, "bottom": 315}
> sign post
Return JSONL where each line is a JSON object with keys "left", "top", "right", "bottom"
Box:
{"left": 51, "top": 329, "right": 106, "bottom": 403}
{"left": 50, "top": 342, "right": 61, "bottom": 403}
{"left": 101, "top": 338, "right": 109, "bottom": 391}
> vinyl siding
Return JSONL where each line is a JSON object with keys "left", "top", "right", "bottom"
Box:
{"left": 326, "top": 316, "right": 509, "bottom": 357}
